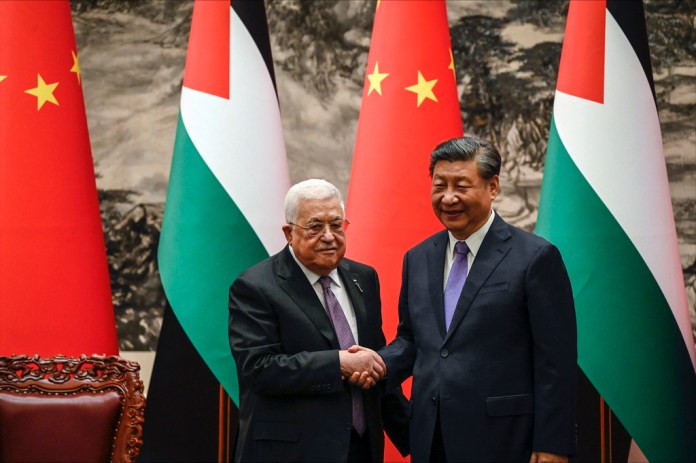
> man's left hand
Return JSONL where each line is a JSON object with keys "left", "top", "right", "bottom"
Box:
{"left": 529, "top": 451, "right": 568, "bottom": 463}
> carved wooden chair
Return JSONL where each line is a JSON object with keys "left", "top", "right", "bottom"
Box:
{"left": 0, "top": 354, "right": 146, "bottom": 462}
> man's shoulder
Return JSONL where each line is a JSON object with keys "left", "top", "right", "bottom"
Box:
{"left": 340, "top": 256, "right": 377, "bottom": 276}
{"left": 232, "top": 248, "right": 285, "bottom": 285}
{"left": 408, "top": 229, "right": 449, "bottom": 255}
{"left": 493, "top": 216, "right": 562, "bottom": 261}
{"left": 503, "top": 221, "right": 554, "bottom": 249}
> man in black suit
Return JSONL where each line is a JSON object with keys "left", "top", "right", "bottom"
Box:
{"left": 377, "top": 136, "right": 577, "bottom": 462}
{"left": 229, "top": 179, "right": 409, "bottom": 463}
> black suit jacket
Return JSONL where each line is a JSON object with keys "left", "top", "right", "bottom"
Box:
{"left": 229, "top": 246, "right": 409, "bottom": 462}
{"left": 381, "top": 214, "right": 577, "bottom": 462}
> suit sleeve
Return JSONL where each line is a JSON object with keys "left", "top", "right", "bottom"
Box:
{"left": 381, "top": 388, "right": 411, "bottom": 456}
{"left": 526, "top": 244, "right": 578, "bottom": 455}
{"left": 366, "top": 267, "right": 411, "bottom": 456}
{"left": 356, "top": 270, "right": 411, "bottom": 456}
{"left": 229, "top": 275, "right": 344, "bottom": 397}
{"left": 379, "top": 251, "right": 417, "bottom": 391}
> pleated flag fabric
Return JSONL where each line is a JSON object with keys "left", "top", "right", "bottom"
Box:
{"left": 346, "top": 1, "right": 463, "bottom": 460}
{"left": 158, "top": 0, "right": 289, "bottom": 405}
{"left": 142, "top": 1, "right": 289, "bottom": 460}
{"left": 0, "top": 0, "right": 117, "bottom": 357}
{"left": 536, "top": 2, "right": 696, "bottom": 462}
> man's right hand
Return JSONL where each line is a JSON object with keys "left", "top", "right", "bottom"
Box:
{"left": 339, "top": 346, "right": 386, "bottom": 389}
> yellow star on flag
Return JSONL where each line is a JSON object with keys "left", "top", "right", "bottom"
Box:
{"left": 449, "top": 48, "right": 456, "bottom": 78}
{"left": 25, "top": 74, "right": 59, "bottom": 110}
{"left": 0, "top": 75, "right": 6, "bottom": 83}
{"left": 405, "top": 71, "right": 438, "bottom": 107}
{"left": 70, "top": 50, "right": 81, "bottom": 85}
{"left": 367, "top": 62, "right": 389, "bottom": 96}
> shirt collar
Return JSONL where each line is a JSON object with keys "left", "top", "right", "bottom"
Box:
{"left": 447, "top": 209, "right": 496, "bottom": 258}
{"left": 288, "top": 246, "right": 341, "bottom": 287}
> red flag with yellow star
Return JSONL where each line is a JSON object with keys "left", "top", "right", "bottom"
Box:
{"left": 346, "top": 1, "right": 462, "bottom": 460}
{"left": 0, "top": 0, "right": 118, "bottom": 357}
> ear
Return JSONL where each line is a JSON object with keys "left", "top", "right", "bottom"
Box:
{"left": 282, "top": 224, "right": 293, "bottom": 244}
{"left": 489, "top": 175, "right": 500, "bottom": 199}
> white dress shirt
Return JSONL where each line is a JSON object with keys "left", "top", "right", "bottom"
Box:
{"left": 288, "top": 248, "right": 359, "bottom": 343}
{"left": 443, "top": 209, "right": 496, "bottom": 289}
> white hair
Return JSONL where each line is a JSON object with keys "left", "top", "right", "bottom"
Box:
{"left": 284, "top": 179, "right": 344, "bottom": 223}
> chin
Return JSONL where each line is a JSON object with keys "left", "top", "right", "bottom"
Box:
{"left": 318, "top": 260, "right": 339, "bottom": 270}
{"left": 443, "top": 219, "right": 465, "bottom": 230}
{"left": 448, "top": 226, "right": 469, "bottom": 239}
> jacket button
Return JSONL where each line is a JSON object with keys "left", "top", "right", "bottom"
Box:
{"left": 440, "top": 348, "right": 449, "bottom": 358}
{"left": 345, "top": 424, "right": 352, "bottom": 431}
{"left": 431, "top": 396, "right": 437, "bottom": 404}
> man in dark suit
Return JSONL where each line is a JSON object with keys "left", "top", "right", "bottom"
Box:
{"left": 378, "top": 136, "right": 577, "bottom": 462}
{"left": 229, "top": 179, "right": 409, "bottom": 463}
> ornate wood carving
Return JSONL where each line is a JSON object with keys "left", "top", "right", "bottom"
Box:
{"left": 0, "top": 354, "right": 146, "bottom": 462}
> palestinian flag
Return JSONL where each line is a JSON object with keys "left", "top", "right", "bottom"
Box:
{"left": 140, "top": 0, "right": 289, "bottom": 460}
{"left": 536, "top": 1, "right": 696, "bottom": 462}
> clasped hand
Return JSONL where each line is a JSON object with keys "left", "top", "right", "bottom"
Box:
{"left": 338, "top": 345, "right": 386, "bottom": 390}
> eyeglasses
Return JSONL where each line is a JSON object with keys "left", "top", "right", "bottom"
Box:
{"left": 288, "top": 219, "right": 350, "bottom": 237}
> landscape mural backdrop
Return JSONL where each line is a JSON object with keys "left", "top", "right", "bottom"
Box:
{"left": 71, "top": 0, "right": 695, "bottom": 358}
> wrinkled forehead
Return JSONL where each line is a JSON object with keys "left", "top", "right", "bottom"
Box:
{"left": 432, "top": 160, "right": 482, "bottom": 182}
{"left": 296, "top": 197, "right": 344, "bottom": 222}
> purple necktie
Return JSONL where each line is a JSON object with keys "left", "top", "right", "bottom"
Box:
{"left": 319, "top": 276, "right": 366, "bottom": 436}
{"left": 444, "top": 241, "right": 469, "bottom": 331}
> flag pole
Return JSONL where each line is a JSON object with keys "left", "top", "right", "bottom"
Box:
{"left": 599, "top": 395, "right": 617, "bottom": 463}
{"left": 218, "top": 386, "right": 230, "bottom": 462}
{"left": 600, "top": 397, "right": 606, "bottom": 463}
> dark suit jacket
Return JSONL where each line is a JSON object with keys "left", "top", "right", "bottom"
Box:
{"left": 380, "top": 214, "right": 577, "bottom": 462}
{"left": 229, "top": 246, "right": 409, "bottom": 463}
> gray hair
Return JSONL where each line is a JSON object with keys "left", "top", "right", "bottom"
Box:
{"left": 429, "top": 136, "right": 501, "bottom": 180}
{"left": 284, "top": 179, "right": 345, "bottom": 223}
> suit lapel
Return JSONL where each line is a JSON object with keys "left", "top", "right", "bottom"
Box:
{"left": 338, "top": 262, "right": 368, "bottom": 344}
{"left": 276, "top": 247, "right": 337, "bottom": 347}
{"left": 444, "top": 215, "right": 512, "bottom": 343}
{"left": 427, "top": 231, "right": 449, "bottom": 339}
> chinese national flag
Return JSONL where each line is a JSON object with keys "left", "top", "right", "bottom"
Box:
{"left": 0, "top": 1, "right": 118, "bottom": 356}
{"left": 345, "top": 1, "right": 463, "bottom": 460}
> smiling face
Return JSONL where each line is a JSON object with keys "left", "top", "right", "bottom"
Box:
{"left": 282, "top": 196, "right": 346, "bottom": 276}
{"left": 431, "top": 160, "right": 499, "bottom": 240}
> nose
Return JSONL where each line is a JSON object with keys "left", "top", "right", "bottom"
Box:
{"left": 319, "top": 225, "right": 335, "bottom": 241}
{"left": 442, "top": 188, "right": 459, "bottom": 205}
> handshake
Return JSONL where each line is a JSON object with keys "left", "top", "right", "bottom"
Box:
{"left": 339, "top": 345, "right": 386, "bottom": 390}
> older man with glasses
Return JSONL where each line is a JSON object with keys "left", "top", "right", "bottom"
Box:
{"left": 229, "top": 179, "right": 409, "bottom": 463}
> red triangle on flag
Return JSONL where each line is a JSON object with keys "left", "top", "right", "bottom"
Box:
{"left": 183, "top": 0, "right": 230, "bottom": 99}
{"left": 556, "top": 0, "right": 606, "bottom": 104}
